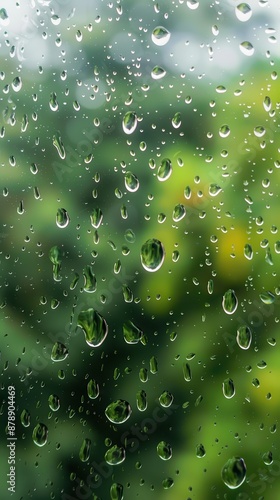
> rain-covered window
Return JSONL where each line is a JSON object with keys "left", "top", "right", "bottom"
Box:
{"left": 1, "top": 0, "right": 280, "bottom": 498}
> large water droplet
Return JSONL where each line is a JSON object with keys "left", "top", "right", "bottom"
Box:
{"left": 172, "top": 204, "right": 186, "bottom": 222}
{"left": 263, "top": 451, "right": 273, "bottom": 465}
{"left": 157, "top": 158, "right": 172, "bottom": 181}
{"left": 219, "top": 125, "right": 230, "bottom": 138}
{"left": 222, "top": 378, "right": 235, "bottom": 399}
{"left": 77, "top": 308, "right": 108, "bottom": 347}
{"left": 263, "top": 96, "right": 271, "bottom": 112}
{"left": 122, "top": 111, "right": 137, "bottom": 134}
{"left": 56, "top": 208, "right": 70, "bottom": 228}
{"left": 32, "top": 423, "right": 48, "bottom": 447}
{"left": 172, "top": 112, "right": 181, "bottom": 128}
{"left": 259, "top": 291, "right": 275, "bottom": 304}
{"left": 157, "top": 441, "right": 172, "bottom": 460}
{"left": 105, "top": 445, "right": 126, "bottom": 465}
{"left": 240, "top": 41, "right": 254, "bottom": 56}
{"left": 235, "top": 3, "right": 252, "bottom": 22}
{"left": 53, "top": 132, "right": 66, "bottom": 159}
{"left": 159, "top": 390, "right": 174, "bottom": 407}
{"left": 222, "top": 289, "right": 238, "bottom": 314}
{"left": 0, "top": 8, "right": 9, "bottom": 26}
{"left": 124, "top": 171, "right": 140, "bottom": 192}
{"left": 79, "top": 438, "right": 91, "bottom": 462}
{"left": 140, "top": 238, "right": 165, "bottom": 272}
{"left": 49, "top": 92, "right": 59, "bottom": 111}
{"left": 209, "top": 184, "right": 222, "bottom": 197}
{"left": 254, "top": 126, "right": 266, "bottom": 137}
{"left": 12, "top": 76, "right": 22, "bottom": 92}
{"left": 183, "top": 363, "right": 192, "bottom": 382}
{"left": 187, "top": 0, "right": 199, "bottom": 9}
{"left": 136, "top": 390, "right": 147, "bottom": 411}
{"left": 196, "top": 443, "right": 206, "bottom": 458}
{"left": 123, "top": 320, "right": 143, "bottom": 344}
{"left": 87, "top": 379, "right": 99, "bottom": 399}
{"left": 82, "top": 265, "right": 97, "bottom": 293}
{"left": 236, "top": 325, "right": 252, "bottom": 349}
{"left": 244, "top": 243, "right": 253, "bottom": 260}
{"left": 221, "top": 457, "right": 246, "bottom": 489}
{"left": 51, "top": 342, "right": 68, "bottom": 362}
{"left": 48, "top": 394, "right": 60, "bottom": 411}
{"left": 151, "top": 26, "right": 171, "bottom": 46}
{"left": 105, "top": 400, "right": 132, "bottom": 424}
{"left": 110, "top": 483, "right": 124, "bottom": 500}
{"left": 151, "top": 66, "right": 166, "bottom": 80}
{"left": 90, "top": 208, "right": 103, "bottom": 228}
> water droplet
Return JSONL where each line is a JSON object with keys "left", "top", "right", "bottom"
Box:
{"left": 196, "top": 444, "right": 206, "bottom": 458}
{"left": 122, "top": 284, "right": 133, "bottom": 303}
{"left": 56, "top": 208, "right": 70, "bottom": 228}
{"left": 49, "top": 245, "right": 63, "bottom": 282}
{"left": 79, "top": 438, "right": 91, "bottom": 462}
{"left": 90, "top": 208, "right": 103, "bottom": 228}
{"left": 0, "top": 8, "right": 9, "bottom": 26}
{"left": 219, "top": 125, "right": 230, "bottom": 138}
{"left": 157, "top": 441, "right": 172, "bottom": 460}
{"left": 159, "top": 390, "right": 174, "bottom": 408}
{"left": 20, "top": 409, "right": 31, "bottom": 427}
{"left": 187, "top": 0, "right": 199, "bottom": 9}
{"left": 240, "top": 41, "right": 254, "bottom": 56}
{"left": 123, "top": 320, "right": 143, "bottom": 344}
{"left": 263, "top": 96, "right": 271, "bottom": 112}
{"left": 172, "top": 112, "right": 181, "bottom": 128}
{"left": 263, "top": 451, "right": 273, "bottom": 465}
{"left": 236, "top": 326, "right": 252, "bottom": 350}
{"left": 140, "top": 238, "right": 165, "bottom": 272}
{"left": 209, "top": 184, "right": 222, "bottom": 196}
{"left": 151, "top": 66, "right": 166, "bottom": 80}
{"left": 110, "top": 483, "right": 124, "bottom": 500}
{"left": 136, "top": 390, "right": 147, "bottom": 411}
{"left": 162, "top": 477, "right": 174, "bottom": 489}
{"left": 150, "top": 356, "right": 158, "bottom": 374}
{"left": 124, "top": 171, "right": 139, "bottom": 192}
{"left": 122, "top": 111, "right": 137, "bottom": 135}
{"left": 244, "top": 243, "right": 253, "bottom": 260}
{"left": 12, "top": 76, "right": 22, "bottom": 92}
{"left": 157, "top": 158, "right": 172, "bottom": 181}
{"left": 51, "top": 342, "right": 68, "bottom": 362}
{"left": 49, "top": 92, "right": 59, "bottom": 111}
{"left": 87, "top": 379, "right": 99, "bottom": 399}
{"left": 265, "top": 247, "right": 273, "bottom": 265}
{"left": 221, "top": 457, "right": 247, "bottom": 489}
{"left": 222, "top": 378, "right": 235, "bottom": 399}
{"left": 207, "top": 279, "right": 214, "bottom": 294}
{"left": 105, "top": 445, "right": 126, "bottom": 465}
{"left": 172, "top": 204, "right": 186, "bottom": 222}
{"left": 53, "top": 132, "right": 66, "bottom": 159}
{"left": 222, "top": 289, "right": 238, "bottom": 314}
{"left": 51, "top": 14, "right": 61, "bottom": 25}
{"left": 259, "top": 291, "right": 275, "bottom": 304}
{"left": 235, "top": 3, "right": 252, "bottom": 22}
{"left": 254, "top": 126, "right": 266, "bottom": 137}
{"left": 32, "top": 423, "right": 48, "bottom": 447}
{"left": 82, "top": 265, "right": 97, "bottom": 293}
{"left": 151, "top": 26, "right": 171, "bottom": 46}
{"left": 105, "top": 400, "right": 132, "bottom": 424}
{"left": 48, "top": 394, "right": 60, "bottom": 411}
{"left": 77, "top": 308, "right": 108, "bottom": 347}
{"left": 183, "top": 363, "right": 192, "bottom": 382}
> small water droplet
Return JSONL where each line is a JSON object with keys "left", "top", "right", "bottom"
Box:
{"left": 157, "top": 158, "right": 172, "bottom": 181}
{"left": 122, "top": 111, "right": 137, "bottom": 135}
{"left": 263, "top": 451, "right": 273, "bottom": 465}
{"left": 77, "top": 308, "right": 108, "bottom": 347}
{"left": 244, "top": 243, "right": 253, "bottom": 260}
{"left": 236, "top": 325, "right": 252, "bottom": 349}
{"left": 56, "top": 208, "right": 70, "bottom": 228}
{"left": 219, "top": 125, "right": 230, "bottom": 138}
{"left": 12, "top": 76, "right": 22, "bottom": 92}
{"left": 51, "top": 14, "right": 61, "bottom": 25}
{"left": 259, "top": 291, "right": 275, "bottom": 304}
{"left": 53, "top": 132, "right": 66, "bottom": 159}
{"left": 222, "top": 378, "right": 235, "bottom": 399}
{"left": 172, "top": 204, "right": 186, "bottom": 222}
{"left": 151, "top": 26, "right": 171, "bottom": 46}
{"left": 187, "top": 0, "right": 199, "bottom": 9}
{"left": 222, "top": 289, "right": 238, "bottom": 314}
{"left": 254, "top": 126, "right": 266, "bottom": 137}
{"left": 172, "top": 112, "right": 181, "bottom": 128}
{"left": 32, "top": 423, "right": 48, "bottom": 447}
{"left": 196, "top": 443, "right": 206, "bottom": 458}
{"left": 20, "top": 409, "right": 31, "bottom": 427}
{"left": 221, "top": 457, "right": 246, "bottom": 489}
{"left": 90, "top": 208, "right": 103, "bottom": 229}
{"left": 110, "top": 483, "right": 124, "bottom": 500}
{"left": 183, "top": 363, "right": 192, "bottom": 382}
{"left": 0, "top": 8, "right": 9, "bottom": 26}
{"left": 83, "top": 265, "right": 97, "bottom": 293}
{"left": 140, "top": 238, "right": 165, "bottom": 272}
{"left": 263, "top": 96, "right": 271, "bottom": 112}
{"left": 157, "top": 441, "right": 172, "bottom": 460}
{"left": 162, "top": 477, "right": 174, "bottom": 489}
{"left": 49, "top": 92, "right": 59, "bottom": 111}
{"left": 209, "top": 184, "right": 222, "bottom": 196}
{"left": 105, "top": 400, "right": 132, "bottom": 424}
